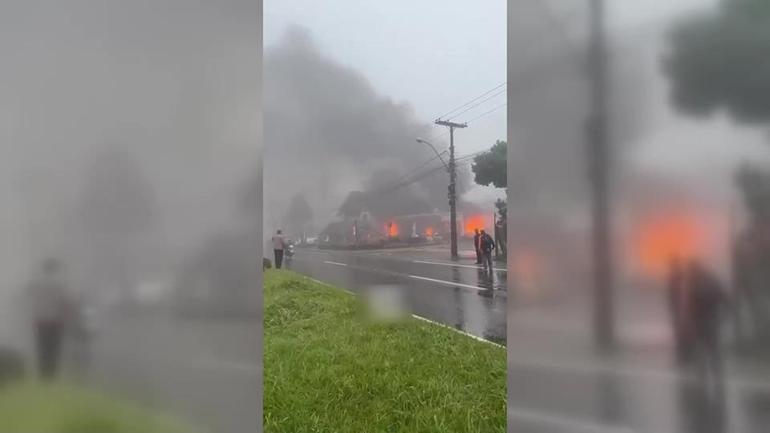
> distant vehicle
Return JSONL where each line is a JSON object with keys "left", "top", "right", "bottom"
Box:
{"left": 305, "top": 237, "right": 318, "bottom": 245}
{"left": 407, "top": 234, "right": 427, "bottom": 245}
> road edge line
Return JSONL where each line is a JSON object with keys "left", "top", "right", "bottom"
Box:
{"left": 303, "top": 276, "right": 503, "bottom": 349}
{"left": 411, "top": 314, "right": 505, "bottom": 349}
{"left": 304, "top": 276, "right": 356, "bottom": 296}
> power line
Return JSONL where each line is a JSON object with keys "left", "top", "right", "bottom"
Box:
{"left": 435, "top": 82, "right": 506, "bottom": 121}
{"left": 392, "top": 150, "right": 449, "bottom": 186}
{"left": 466, "top": 102, "right": 507, "bottom": 124}
{"left": 363, "top": 151, "right": 484, "bottom": 198}
{"left": 445, "top": 88, "right": 507, "bottom": 121}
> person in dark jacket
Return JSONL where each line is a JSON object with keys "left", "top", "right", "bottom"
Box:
{"left": 668, "top": 257, "right": 693, "bottom": 365}
{"left": 480, "top": 230, "right": 495, "bottom": 272}
{"left": 473, "top": 229, "right": 482, "bottom": 265}
{"left": 26, "top": 258, "right": 71, "bottom": 380}
{"left": 687, "top": 259, "right": 728, "bottom": 401}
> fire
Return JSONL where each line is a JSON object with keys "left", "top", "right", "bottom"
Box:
{"left": 385, "top": 222, "right": 399, "bottom": 237}
{"left": 634, "top": 212, "right": 703, "bottom": 278}
{"left": 464, "top": 214, "right": 486, "bottom": 236}
{"left": 425, "top": 227, "right": 434, "bottom": 236}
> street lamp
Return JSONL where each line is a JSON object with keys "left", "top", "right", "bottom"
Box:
{"left": 416, "top": 137, "right": 458, "bottom": 260}
{"left": 416, "top": 138, "right": 449, "bottom": 170}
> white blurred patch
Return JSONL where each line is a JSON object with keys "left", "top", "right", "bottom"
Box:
{"left": 133, "top": 279, "right": 171, "bottom": 304}
{"left": 365, "top": 285, "right": 407, "bottom": 322}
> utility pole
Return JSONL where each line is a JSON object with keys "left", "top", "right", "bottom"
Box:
{"left": 493, "top": 206, "right": 500, "bottom": 259}
{"left": 435, "top": 119, "right": 467, "bottom": 260}
{"left": 587, "top": 0, "right": 615, "bottom": 352}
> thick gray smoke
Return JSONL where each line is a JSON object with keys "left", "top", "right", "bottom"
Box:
{"left": 264, "top": 27, "right": 469, "bottom": 234}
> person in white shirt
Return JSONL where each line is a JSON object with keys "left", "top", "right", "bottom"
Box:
{"left": 271, "top": 230, "right": 287, "bottom": 269}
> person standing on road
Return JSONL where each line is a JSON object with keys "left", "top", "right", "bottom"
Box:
{"left": 272, "top": 229, "right": 287, "bottom": 269}
{"left": 480, "top": 229, "right": 495, "bottom": 272}
{"left": 26, "top": 258, "right": 71, "bottom": 380}
{"left": 687, "top": 259, "right": 729, "bottom": 402}
{"left": 473, "top": 229, "right": 482, "bottom": 265}
{"left": 668, "top": 257, "right": 693, "bottom": 365}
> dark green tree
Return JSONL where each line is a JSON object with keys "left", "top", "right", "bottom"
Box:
{"left": 80, "top": 148, "right": 157, "bottom": 235}
{"left": 736, "top": 163, "right": 770, "bottom": 224}
{"left": 471, "top": 140, "right": 507, "bottom": 188}
{"left": 473, "top": 140, "right": 508, "bottom": 258}
{"left": 664, "top": 0, "right": 770, "bottom": 122}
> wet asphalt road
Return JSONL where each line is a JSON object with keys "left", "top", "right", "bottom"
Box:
{"left": 284, "top": 247, "right": 770, "bottom": 433}
{"left": 284, "top": 245, "right": 508, "bottom": 345}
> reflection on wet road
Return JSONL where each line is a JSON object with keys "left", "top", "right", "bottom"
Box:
{"left": 286, "top": 248, "right": 507, "bottom": 346}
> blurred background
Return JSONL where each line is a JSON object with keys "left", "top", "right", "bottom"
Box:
{"left": 0, "top": 1, "right": 261, "bottom": 432}
{"left": 507, "top": 1, "right": 770, "bottom": 432}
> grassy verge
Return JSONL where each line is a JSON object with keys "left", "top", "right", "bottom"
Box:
{"left": 264, "top": 270, "right": 505, "bottom": 433}
{"left": 0, "top": 382, "right": 197, "bottom": 433}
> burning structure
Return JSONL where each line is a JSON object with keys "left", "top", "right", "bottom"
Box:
{"left": 319, "top": 190, "right": 476, "bottom": 248}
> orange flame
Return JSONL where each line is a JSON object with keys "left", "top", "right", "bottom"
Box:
{"left": 386, "top": 222, "right": 399, "bottom": 237}
{"left": 425, "top": 227, "right": 434, "bottom": 236}
{"left": 464, "top": 215, "right": 486, "bottom": 236}
{"left": 634, "top": 212, "right": 703, "bottom": 278}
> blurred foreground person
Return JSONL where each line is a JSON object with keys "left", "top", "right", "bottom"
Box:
{"left": 479, "top": 230, "right": 495, "bottom": 273}
{"left": 687, "top": 260, "right": 729, "bottom": 401}
{"left": 272, "top": 229, "right": 287, "bottom": 269}
{"left": 26, "top": 258, "right": 71, "bottom": 380}
{"left": 473, "top": 229, "right": 482, "bottom": 265}
{"left": 668, "top": 257, "right": 693, "bottom": 364}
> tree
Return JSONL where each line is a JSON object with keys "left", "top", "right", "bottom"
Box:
{"left": 733, "top": 162, "right": 770, "bottom": 339}
{"left": 736, "top": 163, "right": 770, "bottom": 224}
{"left": 80, "top": 147, "right": 157, "bottom": 235}
{"left": 337, "top": 191, "right": 368, "bottom": 220}
{"left": 664, "top": 0, "right": 770, "bottom": 123}
{"left": 285, "top": 193, "right": 314, "bottom": 240}
{"left": 79, "top": 146, "right": 158, "bottom": 298}
{"left": 495, "top": 198, "right": 508, "bottom": 257}
{"left": 472, "top": 140, "right": 507, "bottom": 188}
{"left": 473, "top": 140, "right": 508, "bottom": 258}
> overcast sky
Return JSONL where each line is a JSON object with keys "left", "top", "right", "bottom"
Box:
{"left": 264, "top": 0, "right": 724, "bottom": 206}
{"left": 264, "top": 0, "right": 716, "bottom": 148}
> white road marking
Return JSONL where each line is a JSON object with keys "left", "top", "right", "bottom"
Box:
{"left": 413, "top": 259, "right": 507, "bottom": 272}
{"left": 508, "top": 406, "right": 636, "bottom": 433}
{"left": 408, "top": 274, "right": 490, "bottom": 291}
{"left": 412, "top": 314, "right": 504, "bottom": 349}
{"left": 320, "top": 259, "right": 496, "bottom": 292}
{"left": 305, "top": 276, "right": 355, "bottom": 296}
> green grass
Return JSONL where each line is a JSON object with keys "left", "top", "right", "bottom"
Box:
{"left": 264, "top": 270, "right": 506, "bottom": 433}
{"left": 0, "top": 382, "right": 198, "bottom": 433}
